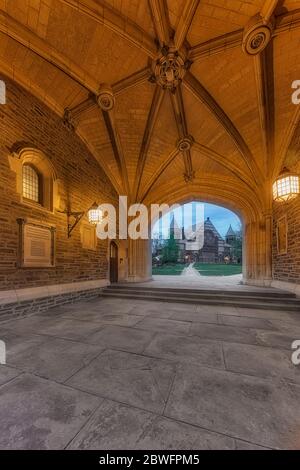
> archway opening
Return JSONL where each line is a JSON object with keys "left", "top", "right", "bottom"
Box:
{"left": 151, "top": 201, "right": 243, "bottom": 284}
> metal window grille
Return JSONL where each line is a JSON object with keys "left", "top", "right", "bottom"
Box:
{"left": 23, "top": 165, "right": 40, "bottom": 202}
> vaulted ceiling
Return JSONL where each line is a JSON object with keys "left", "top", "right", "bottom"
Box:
{"left": 1, "top": 0, "right": 300, "bottom": 218}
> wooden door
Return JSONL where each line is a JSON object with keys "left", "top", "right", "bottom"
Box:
{"left": 110, "top": 242, "right": 118, "bottom": 283}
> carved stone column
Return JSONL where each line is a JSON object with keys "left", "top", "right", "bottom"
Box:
{"left": 243, "top": 215, "right": 273, "bottom": 286}
{"left": 127, "top": 238, "right": 152, "bottom": 283}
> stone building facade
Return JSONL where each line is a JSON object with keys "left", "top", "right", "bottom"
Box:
{"left": 273, "top": 197, "right": 300, "bottom": 284}
{"left": 0, "top": 0, "right": 300, "bottom": 314}
{"left": 173, "top": 218, "right": 240, "bottom": 263}
{"left": 0, "top": 78, "right": 122, "bottom": 296}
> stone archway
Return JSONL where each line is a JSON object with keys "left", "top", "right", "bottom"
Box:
{"left": 125, "top": 178, "right": 272, "bottom": 288}
{"left": 151, "top": 200, "right": 243, "bottom": 278}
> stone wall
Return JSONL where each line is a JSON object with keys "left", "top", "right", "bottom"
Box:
{"left": 0, "top": 77, "right": 117, "bottom": 291}
{"left": 272, "top": 197, "right": 300, "bottom": 284}
{"left": 0, "top": 288, "right": 102, "bottom": 323}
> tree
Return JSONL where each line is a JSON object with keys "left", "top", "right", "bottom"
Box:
{"left": 231, "top": 237, "right": 242, "bottom": 263}
{"left": 151, "top": 232, "right": 161, "bottom": 256}
{"left": 161, "top": 234, "right": 179, "bottom": 263}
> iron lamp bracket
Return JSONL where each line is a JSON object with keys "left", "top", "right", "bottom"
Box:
{"left": 57, "top": 209, "right": 85, "bottom": 238}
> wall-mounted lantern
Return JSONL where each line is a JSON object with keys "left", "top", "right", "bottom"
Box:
{"left": 273, "top": 168, "right": 300, "bottom": 203}
{"left": 88, "top": 202, "right": 103, "bottom": 225}
{"left": 59, "top": 202, "right": 102, "bottom": 238}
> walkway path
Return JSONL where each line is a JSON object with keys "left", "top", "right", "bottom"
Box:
{"left": 181, "top": 263, "right": 202, "bottom": 278}
{"left": 156, "top": 262, "right": 244, "bottom": 289}
{"left": 150, "top": 274, "right": 247, "bottom": 290}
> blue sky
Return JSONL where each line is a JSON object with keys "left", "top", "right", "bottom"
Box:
{"left": 152, "top": 202, "right": 241, "bottom": 239}
{"left": 204, "top": 203, "right": 241, "bottom": 237}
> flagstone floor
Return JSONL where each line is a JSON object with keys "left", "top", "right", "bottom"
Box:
{"left": 0, "top": 296, "right": 300, "bottom": 450}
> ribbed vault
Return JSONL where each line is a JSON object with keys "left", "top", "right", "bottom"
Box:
{"left": 0, "top": 0, "right": 300, "bottom": 220}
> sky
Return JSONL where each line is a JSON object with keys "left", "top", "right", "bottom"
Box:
{"left": 203, "top": 203, "right": 241, "bottom": 237}
{"left": 152, "top": 202, "right": 241, "bottom": 239}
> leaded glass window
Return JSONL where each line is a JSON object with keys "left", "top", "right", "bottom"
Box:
{"left": 22, "top": 164, "right": 40, "bottom": 203}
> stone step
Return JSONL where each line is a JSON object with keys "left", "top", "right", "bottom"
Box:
{"left": 106, "top": 284, "right": 297, "bottom": 299}
{"left": 105, "top": 288, "right": 299, "bottom": 305}
{"left": 102, "top": 289, "right": 300, "bottom": 312}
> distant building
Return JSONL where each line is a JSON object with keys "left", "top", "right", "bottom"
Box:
{"left": 226, "top": 224, "right": 241, "bottom": 244}
{"left": 178, "top": 217, "right": 228, "bottom": 263}
{"left": 154, "top": 216, "right": 242, "bottom": 264}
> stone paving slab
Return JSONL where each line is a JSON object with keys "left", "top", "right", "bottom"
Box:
{"left": 223, "top": 343, "right": 300, "bottom": 384}
{"left": 143, "top": 309, "right": 176, "bottom": 319}
{"left": 86, "top": 325, "right": 156, "bottom": 354}
{"left": 2, "top": 315, "right": 103, "bottom": 341}
{"left": 0, "top": 366, "right": 21, "bottom": 387}
{"left": 132, "top": 301, "right": 197, "bottom": 313}
{"left": 67, "top": 349, "right": 176, "bottom": 414}
{"left": 144, "top": 333, "right": 224, "bottom": 369}
{"left": 235, "top": 440, "right": 269, "bottom": 450}
{"left": 218, "top": 314, "right": 275, "bottom": 330}
{"left": 0, "top": 296, "right": 300, "bottom": 450}
{"left": 0, "top": 374, "right": 101, "bottom": 450}
{"left": 269, "top": 319, "right": 300, "bottom": 336}
{"left": 235, "top": 308, "right": 299, "bottom": 323}
{"left": 62, "top": 310, "right": 142, "bottom": 327}
{"left": 1, "top": 330, "right": 50, "bottom": 358}
{"left": 164, "top": 364, "right": 300, "bottom": 449}
{"left": 255, "top": 330, "right": 299, "bottom": 351}
{"left": 5, "top": 337, "right": 104, "bottom": 383}
{"left": 134, "top": 317, "right": 191, "bottom": 335}
{"left": 190, "top": 323, "right": 261, "bottom": 345}
{"left": 67, "top": 400, "right": 236, "bottom": 450}
{"left": 28, "top": 317, "right": 103, "bottom": 342}
{"left": 194, "top": 305, "right": 240, "bottom": 316}
{"left": 171, "top": 310, "right": 219, "bottom": 324}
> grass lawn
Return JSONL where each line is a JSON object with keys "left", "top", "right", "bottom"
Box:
{"left": 193, "top": 263, "right": 242, "bottom": 276}
{"left": 152, "top": 263, "right": 186, "bottom": 275}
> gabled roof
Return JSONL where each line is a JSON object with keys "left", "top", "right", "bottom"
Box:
{"left": 204, "top": 217, "right": 223, "bottom": 241}
{"left": 226, "top": 224, "right": 236, "bottom": 237}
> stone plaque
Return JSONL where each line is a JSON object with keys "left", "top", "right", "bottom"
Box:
{"left": 18, "top": 219, "right": 56, "bottom": 267}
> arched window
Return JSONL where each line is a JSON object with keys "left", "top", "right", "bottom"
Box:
{"left": 9, "top": 148, "right": 58, "bottom": 212}
{"left": 22, "top": 164, "right": 41, "bottom": 203}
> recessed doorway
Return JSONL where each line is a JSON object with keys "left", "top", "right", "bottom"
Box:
{"left": 110, "top": 241, "right": 118, "bottom": 284}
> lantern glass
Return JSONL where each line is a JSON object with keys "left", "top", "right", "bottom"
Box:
{"left": 88, "top": 204, "right": 102, "bottom": 225}
{"left": 273, "top": 174, "right": 300, "bottom": 202}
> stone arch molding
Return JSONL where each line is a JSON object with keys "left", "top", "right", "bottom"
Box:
{"left": 8, "top": 146, "right": 64, "bottom": 212}
{"left": 143, "top": 180, "right": 272, "bottom": 285}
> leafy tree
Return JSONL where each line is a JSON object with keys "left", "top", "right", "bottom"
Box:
{"left": 230, "top": 237, "right": 242, "bottom": 263}
{"left": 161, "top": 234, "right": 179, "bottom": 263}
{"left": 151, "top": 232, "right": 161, "bottom": 256}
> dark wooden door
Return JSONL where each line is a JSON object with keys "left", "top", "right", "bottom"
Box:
{"left": 110, "top": 242, "right": 118, "bottom": 283}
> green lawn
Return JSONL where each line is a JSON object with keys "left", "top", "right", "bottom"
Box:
{"left": 193, "top": 263, "right": 242, "bottom": 276}
{"left": 152, "top": 263, "right": 186, "bottom": 275}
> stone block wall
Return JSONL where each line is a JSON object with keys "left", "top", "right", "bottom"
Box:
{"left": 0, "top": 288, "right": 102, "bottom": 323}
{"left": 272, "top": 197, "right": 300, "bottom": 284}
{"left": 0, "top": 77, "right": 117, "bottom": 291}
